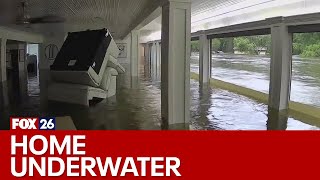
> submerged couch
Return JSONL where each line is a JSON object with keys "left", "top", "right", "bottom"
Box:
{"left": 48, "top": 29, "right": 125, "bottom": 106}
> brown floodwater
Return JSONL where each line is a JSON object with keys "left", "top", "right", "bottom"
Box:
{"left": 0, "top": 70, "right": 319, "bottom": 130}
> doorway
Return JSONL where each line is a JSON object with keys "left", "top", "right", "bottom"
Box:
{"left": 26, "top": 44, "right": 39, "bottom": 76}
{"left": 6, "top": 40, "right": 28, "bottom": 104}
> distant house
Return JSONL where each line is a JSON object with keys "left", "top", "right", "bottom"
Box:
{"left": 256, "top": 47, "right": 268, "bottom": 55}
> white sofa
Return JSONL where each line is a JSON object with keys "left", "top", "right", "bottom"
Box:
{"left": 48, "top": 29, "right": 125, "bottom": 106}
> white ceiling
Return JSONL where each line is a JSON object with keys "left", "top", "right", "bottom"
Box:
{"left": 191, "top": 0, "right": 320, "bottom": 31}
{"left": 2, "top": 0, "right": 249, "bottom": 39}
{"left": 140, "top": 0, "right": 247, "bottom": 42}
{"left": 191, "top": 0, "right": 246, "bottom": 17}
{"left": 2, "top": 0, "right": 159, "bottom": 39}
{"left": 141, "top": 0, "right": 320, "bottom": 42}
{"left": 2, "top": 0, "right": 319, "bottom": 41}
{"left": 141, "top": 0, "right": 246, "bottom": 31}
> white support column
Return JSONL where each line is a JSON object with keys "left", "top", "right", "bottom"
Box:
{"left": 130, "top": 30, "right": 140, "bottom": 77}
{"left": 199, "top": 32, "right": 210, "bottom": 85}
{"left": 0, "top": 38, "right": 7, "bottom": 82}
{"left": 161, "top": 0, "right": 191, "bottom": 126}
{"left": 147, "top": 43, "right": 152, "bottom": 77}
{"left": 144, "top": 44, "right": 150, "bottom": 77}
{"left": 152, "top": 42, "right": 157, "bottom": 78}
{"left": 156, "top": 42, "right": 161, "bottom": 78}
{"left": 148, "top": 43, "right": 152, "bottom": 74}
{"left": 268, "top": 17, "right": 292, "bottom": 111}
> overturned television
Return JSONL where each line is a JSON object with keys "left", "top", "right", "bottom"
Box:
{"left": 48, "top": 29, "right": 125, "bottom": 106}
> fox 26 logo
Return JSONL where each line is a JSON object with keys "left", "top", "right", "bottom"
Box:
{"left": 10, "top": 117, "right": 56, "bottom": 130}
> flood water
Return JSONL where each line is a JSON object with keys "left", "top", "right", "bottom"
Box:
{"left": 191, "top": 53, "right": 320, "bottom": 108}
{"left": 0, "top": 67, "right": 319, "bottom": 130}
{"left": 190, "top": 79, "right": 319, "bottom": 130}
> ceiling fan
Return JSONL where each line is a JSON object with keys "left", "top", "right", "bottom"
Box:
{"left": 15, "top": 0, "right": 65, "bottom": 25}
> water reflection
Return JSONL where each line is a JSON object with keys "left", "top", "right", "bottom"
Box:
{"left": 0, "top": 70, "right": 319, "bottom": 130}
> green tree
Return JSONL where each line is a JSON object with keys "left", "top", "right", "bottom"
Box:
{"left": 191, "top": 33, "right": 320, "bottom": 58}
{"left": 302, "top": 44, "right": 320, "bottom": 58}
{"left": 191, "top": 41, "right": 199, "bottom": 52}
{"left": 293, "top": 33, "right": 320, "bottom": 58}
{"left": 211, "top": 39, "right": 221, "bottom": 51}
{"left": 233, "top": 35, "right": 271, "bottom": 55}
{"left": 234, "top": 37, "right": 257, "bottom": 54}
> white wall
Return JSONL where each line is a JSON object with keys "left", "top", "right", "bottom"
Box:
{"left": 39, "top": 34, "right": 65, "bottom": 70}
{"left": 115, "top": 37, "right": 131, "bottom": 74}
{"left": 0, "top": 26, "right": 43, "bottom": 43}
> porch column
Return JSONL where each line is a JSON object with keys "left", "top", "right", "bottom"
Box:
{"left": 152, "top": 42, "right": 157, "bottom": 78}
{"left": 268, "top": 17, "right": 292, "bottom": 111}
{"left": 38, "top": 34, "right": 65, "bottom": 106}
{"left": 199, "top": 32, "right": 210, "bottom": 85}
{"left": 144, "top": 44, "right": 151, "bottom": 77}
{"left": 130, "top": 30, "right": 140, "bottom": 77}
{"left": 156, "top": 42, "right": 161, "bottom": 78}
{"left": 161, "top": 0, "right": 191, "bottom": 126}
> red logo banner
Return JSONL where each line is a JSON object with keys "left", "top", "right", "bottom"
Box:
{"left": 0, "top": 131, "right": 319, "bottom": 179}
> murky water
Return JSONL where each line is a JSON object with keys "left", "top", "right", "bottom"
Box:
{"left": 0, "top": 72, "right": 162, "bottom": 130}
{"left": 0, "top": 69, "right": 319, "bottom": 130}
{"left": 191, "top": 53, "right": 320, "bottom": 108}
{"left": 190, "top": 79, "right": 319, "bottom": 130}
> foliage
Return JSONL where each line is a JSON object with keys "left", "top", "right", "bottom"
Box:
{"left": 293, "top": 33, "right": 320, "bottom": 58}
{"left": 191, "top": 32, "right": 320, "bottom": 58}
{"left": 211, "top": 35, "right": 271, "bottom": 55}
{"left": 234, "top": 35, "right": 271, "bottom": 55}
{"left": 211, "top": 39, "right": 221, "bottom": 51}
{"left": 234, "top": 37, "right": 255, "bottom": 54}
{"left": 301, "top": 44, "right": 320, "bottom": 58}
{"left": 191, "top": 41, "right": 199, "bottom": 52}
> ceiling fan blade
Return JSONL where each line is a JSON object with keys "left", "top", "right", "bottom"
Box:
{"left": 29, "top": 15, "right": 65, "bottom": 24}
